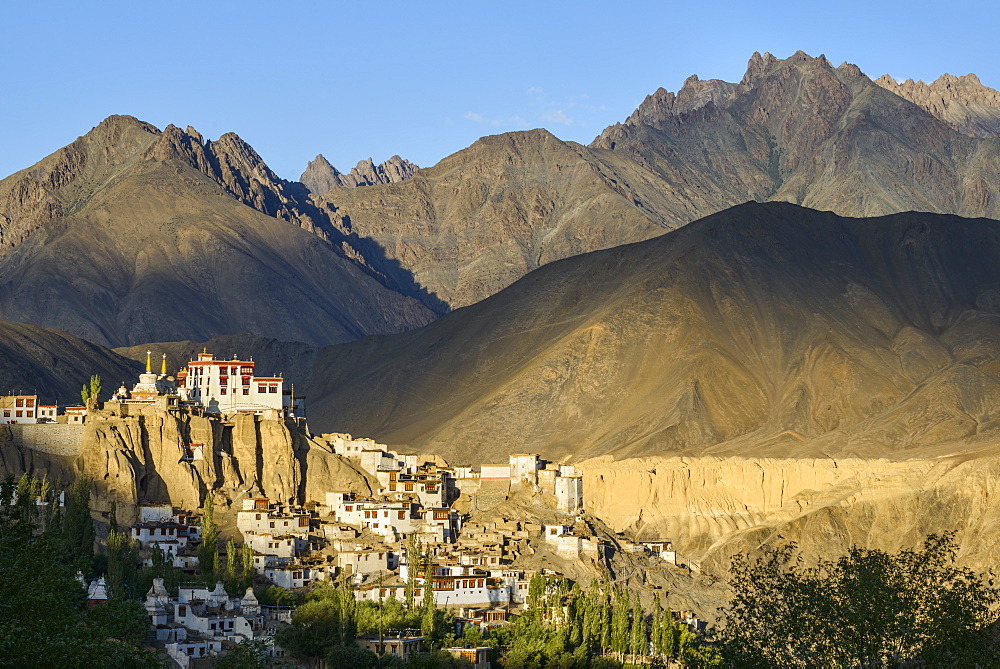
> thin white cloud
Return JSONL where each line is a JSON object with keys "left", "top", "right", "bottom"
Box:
{"left": 464, "top": 111, "right": 530, "bottom": 128}
{"left": 541, "top": 109, "right": 573, "bottom": 125}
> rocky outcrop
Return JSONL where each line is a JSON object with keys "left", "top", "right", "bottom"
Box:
{"left": 875, "top": 73, "right": 1000, "bottom": 137}
{"left": 579, "top": 451, "right": 1000, "bottom": 577}
{"left": 623, "top": 75, "right": 738, "bottom": 127}
{"left": 300, "top": 154, "right": 418, "bottom": 194}
{"left": 309, "top": 52, "right": 1000, "bottom": 314}
{"left": 1, "top": 405, "right": 373, "bottom": 524}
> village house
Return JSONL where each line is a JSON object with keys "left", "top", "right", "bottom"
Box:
{"left": 0, "top": 394, "right": 38, "bottom": 424}
{"left": 236, "top": 498, "right": 313, "bottom": 537}
{"left": 442, "top": 646, "right": 492, "bottom": 669}
{"left": 356, "top": 633, "right": 425, "bottom": 661}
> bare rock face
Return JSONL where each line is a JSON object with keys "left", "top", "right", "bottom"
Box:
{"left": 2, "top": 407, "right": 374, "bottom": 523}
{"left": 300, "top": 154, "right": 418, "bottom": 194}
{"left": 593, "top": 50, "right": 1000, "bottom": 222}
{"left": 579, "top": 452, "right": 1000, "bottom": 580}
{"left": 299, "top": 154, "right": 342, "bottom": 196}
{"left": 875, "top": 73, "right": 1000, "bottom": 137}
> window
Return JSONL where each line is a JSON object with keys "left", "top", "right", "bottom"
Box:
{"left": 345, "top": 505, "right": 352, "bottom": 512}
{"left": 26, "top": 411, "right": 32, "bottom": 418}
{"left": 269, "top": 385, "right": 278, "bottom": 393}
{"left": 15, "top": 399, "right": 23, "bottom": 407}
{"left": 243, "top": 389, "right": 249, "bottom": 395}
{"left": 220, "top": 387, "right": 227, "bottom": 394}
{"left": 25, "top": 399, "right": 34, "bottom": 407}
{"left": 269, "top": 522, "right": 275, "bottom": 528}
{"left": 3, "top": 411, "right": 8, "bottom": 418}
{"left": 15, "top": 411, "right": 22, "bottom": 418}
{"left": 398, "top": 511, "right": 405, "bottom": 519}
{"left": 258, "top": 385, "right": 266, "bottom": 392}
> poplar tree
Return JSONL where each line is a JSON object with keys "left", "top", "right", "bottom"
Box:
{"left": 611, "top": 587, "right": 631, "bottom": 659}
{"left": 241, "top": 543, "right": 254, "bottom": 591}
{"left": 63, "top": 477, "right": 95, "bottom": 574}
{"left": 598, "top": 586, "right": 612, "bottom": 654}
{"left": 225, "top": 539, "right": 240, "bottom": 592}
{"left": 198, "top": 498, "right": 218, "bottom": 579}
{"left": 106, "top": 528, "right": 139, "bottom": 600}
{"left": 630, "top": 593, "right": 646, "bottom": 658}
{"left": 405, "top": 534, "right": 421, "bottom": 610}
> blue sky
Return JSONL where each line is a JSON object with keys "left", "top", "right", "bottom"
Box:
{"left": 1, "top": 0, "right": 997, "bottom": 180}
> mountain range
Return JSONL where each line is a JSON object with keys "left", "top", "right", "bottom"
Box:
{"left": 2, "top": 51, "right": 999, "bottom": 348}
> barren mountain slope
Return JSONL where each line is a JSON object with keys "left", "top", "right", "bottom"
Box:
{"left": 0, "top": 319, "right": 141, "bottom": 404}
{"left": 0, "top": 116, "right": 435, "bottom": 347}
{"left": 303, "top": 202, "right": 1000, "bottom": 465}
{"left": 314, "top": 128, "right": 677, "bottom": 309}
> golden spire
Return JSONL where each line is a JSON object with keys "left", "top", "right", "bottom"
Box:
{"left": 145, "top": 350, "right": 152, "bottom": 373}
{"left": 161, "top": 354, "right": 167, "bottom": 375}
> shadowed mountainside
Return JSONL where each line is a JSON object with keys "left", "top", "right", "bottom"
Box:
{"left": 0, "top": 319, "right": 142, "bottom": 405}
{"left": 296, "top": 202, "right": 1000, "bottom": 465}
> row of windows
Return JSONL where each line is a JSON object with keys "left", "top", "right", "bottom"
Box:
{"left": 2, "top": 410, "right": 33, "bottom": 418}
{"left": 13, "top": 398, "right": 34, "bottom": 407}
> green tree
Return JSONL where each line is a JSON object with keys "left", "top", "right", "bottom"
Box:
{"left": 721, "top": 533, "right": 1000, "bottom": 667}
{"left": 198, "top": 497, "right": 218, "bottom": 578}
{"left": 63, "top": 477, "right": 95, "bottom": 575}
{"left": 0, "top": 475, "right": 158, "bottom": 667}
{"left": 106, "top": 527, "right": 139, "bottom": 600}
{"left": 225, "top": 539, "right": 240, "bottom": 593}
{"left": 629, "top": 593, "right": 646, "bottom": 658}
{"left": 610, "top": 587, "right": 631, "bottom": 659}
{"left": 215, "top": 638, "right": 270, "bottom": 668}
{"left": 80, "top": 374, "right": 102, "bottom": 407}
{"left": 241, "top": 542, "right": 254, "bottom": 591}
{"left": 405, "top": 534, "right": 422, "bottom": 610}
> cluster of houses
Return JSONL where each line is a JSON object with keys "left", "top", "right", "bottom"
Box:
{"left": 0, "top": 393, "right": 86, "bottom": 424}
{"left": 15, "top": 350, "right": 690, "bottom": 666}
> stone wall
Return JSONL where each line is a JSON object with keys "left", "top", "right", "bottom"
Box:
{"left": 9, "top": 424, "right": 85, "bottom": 456}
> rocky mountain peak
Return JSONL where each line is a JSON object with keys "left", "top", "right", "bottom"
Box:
{"left": 623, "top": 76, "right": 738, "bottom": 128}
{"left": 299, "top": 154, "right": 343, "bottom": 195}
{"left": 741, "top": 51, "right": 778, "bottom": 86}
{"left": 0, "top": 115, "right": 162, "bottom": 250}
{"left": 874, "top": 72, "right": 1000, "bottom": 137}
{"left": 299, "top": 153, "right": 418, "bottom": 193}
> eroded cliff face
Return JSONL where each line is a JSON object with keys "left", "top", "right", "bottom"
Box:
{"left": 579, "top": 450, "right": 1000, "bottom": 575}
{"left": 0, "top": 408, "right": 373, "bottom": 523}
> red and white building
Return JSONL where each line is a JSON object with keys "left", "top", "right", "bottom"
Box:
{"left": 176, "top": 351, "right": 296, "bottom": 415}
{"left": 0, "top": 395, "right": 38, "bottom": 424}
